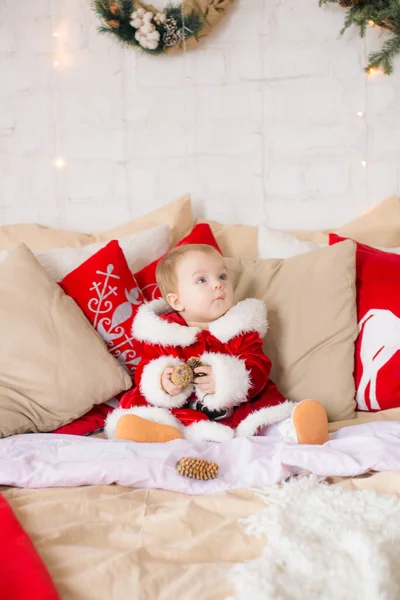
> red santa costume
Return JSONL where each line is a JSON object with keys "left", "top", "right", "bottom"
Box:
{"left": 105, "top": 298, "right": 296, "bottom": 442}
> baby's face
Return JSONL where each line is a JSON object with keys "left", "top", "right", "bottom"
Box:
{"left": 171, "top": 251, "right": 234, "bottom": 324}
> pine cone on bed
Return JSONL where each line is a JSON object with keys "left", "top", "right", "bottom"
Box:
{"left": 176, "top": 457, "right": 219, "bottom": 480}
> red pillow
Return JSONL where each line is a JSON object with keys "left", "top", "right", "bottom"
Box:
{"left": 330, "top": 233, "right": 400, "bottom": 412}
{"left": 52, "top": 403, "right": 114, "bottom": 436}
{"left": 60, "top": 240, "right": 144, "bottom": 378}
{"left": 134, "top": 223, "right": 222, "bottom": 301}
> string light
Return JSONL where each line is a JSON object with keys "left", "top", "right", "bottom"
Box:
{"left": 367, "top": 66, "right": 380, "bottom": 77}
{"left": 53, "top": 32, "right": 59, "bottom": 37}
{"left": 53, "top": 157, "right": 66, "bottom": 169}
{"left": 361, "top": 160, "right": 367, "bottom": 167}
{"left": 53, "top": 59, "right": 59, "bottom": 67}
{"left": 357, "top": 111, "right": 363, "bottom": 117}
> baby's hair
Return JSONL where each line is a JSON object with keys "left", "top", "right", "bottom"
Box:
{"left": 156, "top": 244, "right": 221, "bottom": 301}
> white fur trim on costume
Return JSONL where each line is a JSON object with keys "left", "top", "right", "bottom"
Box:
{"left": 140, "top": 355, "right": 194, "bottom": 408}
{"left": 196, "top": 353, "right": 251, "bottom": 410}
{"left": 104, "top": 406, "right": 183, "bottom": 439}
{"left": 277, "top": 417, "right": 298, "bottom": 442}
{"left": 209, "top": 298, "right": 268, "bottom": 343}
{"left": 132, "top": 299, "right": 200, "bottom": 347}
{"left": 235, "top": 400, "right": 296, "bottom": 437}
{"left": 184, "top": 420, "right": 234, "bottom": 443}
{"left": 132, "top": 298, "right": 267, "bottom": 347}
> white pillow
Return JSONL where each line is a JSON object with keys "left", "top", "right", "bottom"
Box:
{"left": 0, "top": 224, "right": 170, "bottom": 281}
{"left": 258, "top": 226, "right": 324, "bottom": 259}
{"left": 258, "top": 225, "right": 400, "bottom": 259}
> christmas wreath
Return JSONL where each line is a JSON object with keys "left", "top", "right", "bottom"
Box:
{"left": 92, "top": 1, "right": 234, "bottom": 55}
{"left": 320, "top": 0, "right": 400, "bottom": 74}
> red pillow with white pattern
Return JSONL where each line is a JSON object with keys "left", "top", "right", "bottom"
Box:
{"left": 134, "top": 223, "right": 222, "bottom": 301}
{"left": 60, "top": 240, "right": 144, "bottom": 378}
{"left": 330, "top": 233, "right": 400, "bottom": 411}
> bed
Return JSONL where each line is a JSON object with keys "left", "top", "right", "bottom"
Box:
{"left": 2, "top": 194, "right": 400, "bottom": 599}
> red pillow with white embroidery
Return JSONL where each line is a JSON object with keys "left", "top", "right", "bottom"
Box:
{"left": 330, "top": 233, "right": 400, "bottom": 411}
{"left": 59, "top": 240, "right": 144, "bottom": 378}
{"left": 134, "top": 223, "right": 222, "bottom": 301}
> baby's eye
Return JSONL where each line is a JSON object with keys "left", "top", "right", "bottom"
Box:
{"left": 219, "top": 273, "right": 228, "bottom": 281}
{"left": 196, "top": 277, "right": 206, "bottom": 284}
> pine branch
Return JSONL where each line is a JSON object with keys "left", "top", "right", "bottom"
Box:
{"left": 367, "top": 31, "right": 400, "bottom": 72}
{"left": 320, "top": 0, "right": 400, "bottom": 74}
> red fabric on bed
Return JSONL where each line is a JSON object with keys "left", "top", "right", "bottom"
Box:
{"left": 52, "top": 403, "right": 114, "bottom": 436}
{"left": 0, "top": 494, "right": 60, "bottom": 600}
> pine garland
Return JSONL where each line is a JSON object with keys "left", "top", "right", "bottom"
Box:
{"left": 319, "top": 0, "right": 400, "bottom": 74}
{"left": 91, "top": 1, "right": 203, "bottom": 55}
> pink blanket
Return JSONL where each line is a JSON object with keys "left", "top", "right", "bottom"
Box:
{"left": 1, "top": 421, "right": 400, "bottom": 493}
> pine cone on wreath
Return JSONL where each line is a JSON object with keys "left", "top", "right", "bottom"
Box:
{"left": 162, "top": 16, "right": 184, "bottom": 47}
{"left": 164, "top": 17, "right": 178, "bottom": 33}
{"left": 163, "top": 32, "right": 179, "bottom": 47}
{"left": 176, "top": 457, "right": 219, "bottom": 480}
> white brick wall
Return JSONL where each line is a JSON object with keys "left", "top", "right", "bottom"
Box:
{"left": 1, "top": 0, "right": 400, "bottom": 232}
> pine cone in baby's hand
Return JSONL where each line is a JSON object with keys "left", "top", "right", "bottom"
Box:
{"left": 187, "top": 357, "right": 207, "bottom": 378}
{"left": 170, "top": 363, "right": 193, "bottom": 388}
{"left": 176, "top": 457, "right": 219, "bottom": 480}
{"left": 170, "top": 357, "right": 208, "bottom": 388}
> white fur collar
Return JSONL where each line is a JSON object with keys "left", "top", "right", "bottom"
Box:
{"left": 208, "top": 298, "right": 268, "bottom": 343}
{"left": 132, "top": 298, "right": 267, "bottom": 347}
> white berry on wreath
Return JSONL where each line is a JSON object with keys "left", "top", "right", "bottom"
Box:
{"left": 130, "top": 17, "right": 142, "bottom": 28}
{"left": 140, "top": 22, "right": 153, "bottom": 34}
{"left": 155, "top": 12, "right": 166, "bottom": 24}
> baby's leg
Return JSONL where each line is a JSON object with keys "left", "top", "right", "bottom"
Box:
{"left": 278, "top": 400, "right": 329, "bottom": 445}
{"left": 115, "top": 414, "right": 183, "bottom": 443}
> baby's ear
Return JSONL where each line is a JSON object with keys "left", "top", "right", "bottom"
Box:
{"left": 166, "top": 293, "right": 183, "bottom": 312}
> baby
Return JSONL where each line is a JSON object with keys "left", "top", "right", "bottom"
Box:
{"left": 105, "top": 244, "right": 329, "bottom": 445}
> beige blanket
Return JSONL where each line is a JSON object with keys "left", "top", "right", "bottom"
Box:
{"left": 4, "top": 409, "right": 400, "bottom": 599}
{"left": 3, "top": 470, "right": 400, "bottom": 600}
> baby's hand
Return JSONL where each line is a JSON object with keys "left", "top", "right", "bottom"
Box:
{"left": 161, "top": 367, "right": 183, "bottom": 396}
{"left": 194, "top": 366, "right": 216, "bottom": 395}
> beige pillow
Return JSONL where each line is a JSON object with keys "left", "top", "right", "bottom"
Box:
{"left": 292, "top": 195, "right": 400, "bottom": 247}
{"left": 0, "top": 245, "right": 131, "bottom": 438}
{"left": 197, "top": 219, "right": 258, "bottom": 259}
{"left": 0, "top": 194, "right": 193, "bottom": 252}
{"left": 226, "top": 240, "right": 358, "bottom": 422}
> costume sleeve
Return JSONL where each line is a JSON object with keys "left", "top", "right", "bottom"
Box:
{"left": 235, "top": 331, "right": 272, "bottom": 397}
{"left": 134, "top": 343, "right": 194, "bottom": 409}
{"left": 197, "top": 332, "right": 272, "bottom": 411}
